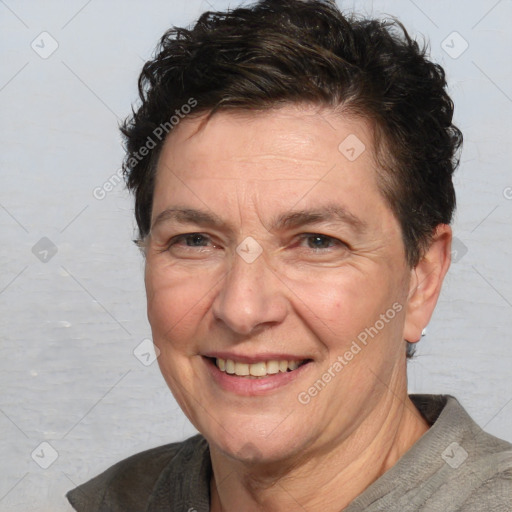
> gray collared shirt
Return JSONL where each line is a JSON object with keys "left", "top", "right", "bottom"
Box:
{"left": 67, "top": 394, "right": 512, "bottom": 511}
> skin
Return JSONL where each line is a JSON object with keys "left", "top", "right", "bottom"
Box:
{"left": 143, "top": 104, "right": 452, "bottom": 511}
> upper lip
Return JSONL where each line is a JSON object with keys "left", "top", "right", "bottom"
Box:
{"left": 202, "top": 352, "right": 311, "bottom": 364}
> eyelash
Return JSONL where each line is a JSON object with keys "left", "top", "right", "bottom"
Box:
{"left": 161, "top": 233, "right": 346, "bottom": 252}
{"left": 297, "top": 233, "right": 345, "bottom": 250}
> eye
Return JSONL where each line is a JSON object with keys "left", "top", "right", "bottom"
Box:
{"left": 161, "top": 233, "right": 216, "bottom": 253}
{"left": 299, "top": 233, "right": 346, "bottom": 250}
{"left": 173, "top": 233, "right": 211, "bottom": 247}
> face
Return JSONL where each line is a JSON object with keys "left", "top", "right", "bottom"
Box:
{"left": 144, "top": 104, "right": 414, "bottom": 463}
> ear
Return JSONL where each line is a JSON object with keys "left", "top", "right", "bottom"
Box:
{"left": 403, "top": 224, "right": 452, "bottom": 343}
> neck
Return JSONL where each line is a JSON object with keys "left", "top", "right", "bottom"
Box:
{"left": 209, "top": 391, "right": 429, "bottom": 512}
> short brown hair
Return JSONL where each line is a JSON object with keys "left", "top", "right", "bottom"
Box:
{"left": 120, "top": 0, "right": 463, "bottom": 357}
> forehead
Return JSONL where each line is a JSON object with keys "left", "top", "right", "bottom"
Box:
{"left": 155, "top": 104, "right": 378, "bottom": 182}
{"left": 151, "top": 104, "right": 393, "bottom": 234}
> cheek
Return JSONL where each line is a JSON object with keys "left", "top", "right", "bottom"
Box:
{"left": 286, "top": 268, "right": 399, "bottom": 349}
{"left": 145, "top": 264, "right": 215, "bottom": 350}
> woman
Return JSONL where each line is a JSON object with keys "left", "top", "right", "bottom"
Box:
{"left": 67, "top": 0, "right": 512, "bottom": 510}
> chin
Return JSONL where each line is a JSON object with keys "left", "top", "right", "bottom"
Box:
{"left": 203, "top": 415, "right": 309, "bottom": 466}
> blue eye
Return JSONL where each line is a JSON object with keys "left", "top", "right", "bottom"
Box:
{"left": 302, "top": 234, "right": 342, "bottom": 250}
{"left": 166, "top": 233, "right": 212, "bottom": 250}
{"left": 181, "top": 234, "right": 209, "bottom": 246}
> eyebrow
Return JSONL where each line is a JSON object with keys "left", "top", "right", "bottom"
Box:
{"left": 151, "top": 208, "right": 228, "bottom": 233}
{"left": 271, "top": 204, "right": 368, "bottom": 234}
{"left": 150, "top": 203, "right": 368, "bottom": 235}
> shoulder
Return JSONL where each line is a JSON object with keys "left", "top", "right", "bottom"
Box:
{"left": 460, "top": 460, "right": 512, "bottom": 512}
{"left": 457, "top": 436, "right": 512, "bottom": 511}
{"left": 66, "top": 434, "right": 207, "bottom": 512}
{"left": 452, "top": 446, "right": 512, "bottom": 511}
{"left": 411, "top": 394, "right": 512, "bottom": 510}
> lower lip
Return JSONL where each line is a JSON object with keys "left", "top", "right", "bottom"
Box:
{"left": 204, "top": 357, "right": 312, "bottom": 396}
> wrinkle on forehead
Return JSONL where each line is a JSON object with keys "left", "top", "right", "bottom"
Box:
{"left": 159, "top": 104, "right": 372, "bottom": 175}
{"left": 229, "top": 155, "right": 326, "bottom": 165}
{"left": 151, "top": 105, "right": 398, "bottom": 250}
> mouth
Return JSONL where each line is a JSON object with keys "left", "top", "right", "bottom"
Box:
{"left": 208, "top": 357, "right": 311, "bottom": 379}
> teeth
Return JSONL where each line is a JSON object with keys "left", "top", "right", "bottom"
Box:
{"left": 266, "top": 360, "right": 280, "bottom": 374}
{"left": 235, "top": 362, "right": 249, "bottom": 376}
{"left": 288, "top": 361, "right": 299, "bottom": 371}
{"left": 215, "top": 358, "right": 305, "bottom": 377}
{"left": 225, "top": 359, "right": 235, "bottom": 374}
{"left": 249, "top": 361, "right": 266, "bottom": 377}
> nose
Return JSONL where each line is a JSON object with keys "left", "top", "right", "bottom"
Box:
{"left": 211, "top": 249, "right": 288, "bottom": 336}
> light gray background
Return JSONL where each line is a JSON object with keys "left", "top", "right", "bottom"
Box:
{"left": 0, "top": 0, "right": 511, "bottom": 510}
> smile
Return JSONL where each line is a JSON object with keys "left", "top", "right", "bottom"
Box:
{"left": 215, "top": 357, "right": 308, "bottom": 378}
